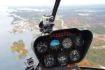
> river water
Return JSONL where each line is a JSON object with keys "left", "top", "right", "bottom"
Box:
{"left": 0, "top": 9, "right": 38, "bottom": 70}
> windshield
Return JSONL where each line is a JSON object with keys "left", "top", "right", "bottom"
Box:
{"left": 0, "top": 0, "right": 105, "bottom": 70}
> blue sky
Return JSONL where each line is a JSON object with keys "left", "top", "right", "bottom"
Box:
{"left": 0, "top": 0, "right": 105, "bottom": 7}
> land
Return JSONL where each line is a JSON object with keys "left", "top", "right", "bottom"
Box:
{"left": 8, "top": 5, "right": 105, "bottom": 68}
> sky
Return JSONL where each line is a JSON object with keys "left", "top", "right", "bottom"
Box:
{"left": 0, "top": 0, "right": 105, "bottom": 7}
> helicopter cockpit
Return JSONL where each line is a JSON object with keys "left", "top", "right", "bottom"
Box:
{"left": 33, "top": 28, "right": 94, "bottom": 70}
{"left": 32, "top": 0, "right": 105, "bottom": 70}
{"left": 1, "top": 0, "right": 105, "bottom": 70}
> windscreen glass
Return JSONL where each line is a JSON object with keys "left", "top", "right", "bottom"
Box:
{"left": 0, "top": 0, "right": 105, "bottom": 70}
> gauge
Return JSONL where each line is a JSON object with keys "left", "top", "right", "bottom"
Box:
{"left": 74, "top": 34, "right": 84, "bottom": 47}
{"left": 62, "top": 38, "right": 72, "bottom": 49}
{"left": 50, "top": 40, "right": 60, "bottom": 50}
{"left": 36, "top": 42, "right": 47, "bottom": 53}
{"left": 44, "top": 55, "right": 55, "bottom": 67}
{"left": 69, "top": 50, "right": 80, "bottom": 61}
{"left": 57, "top": 53, "right": 68, "bottom": 65}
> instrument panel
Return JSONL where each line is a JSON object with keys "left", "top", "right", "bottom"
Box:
{"left": 33, "top": 28, "right": 93, "bottom": 68}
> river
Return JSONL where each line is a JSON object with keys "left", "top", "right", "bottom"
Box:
{"left": 0, "top": 9, "right": 38, "bottom": 70}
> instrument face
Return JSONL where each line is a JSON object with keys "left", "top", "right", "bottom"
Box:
{"left": 69, "top": 50, "right": 80, "bottom": 61}
{"left": 57, "top": 53, "right": 68, "bottom": 65}
{"left": 44, "top": 55, "right": 55, "bottom": 67}
{"left": 36, "top": 42, "right": 48, "bottom": 53}
{"left": 50, "top": 40, "right": 60, "bottom": 50}
{"left": 33, "top": 28, "right": 93, "bottom": 68}
{"left": 74, "top": 34, "right": 84, "bottom": 47}
{"left": 62, "top": 37, "right": 72, "bottom": 49}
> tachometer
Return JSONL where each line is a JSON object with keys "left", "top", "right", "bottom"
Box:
{"left": 69, "top": 50, "right": 80, "bottom": 61}
{"left": 44, "top": 55, "right": 55, "bottom": 67}
{"left": 62, "top": 38, "right": 72, "bottom": 49}
{"left": 36, "top": 42, "right": 47, "bottom": 53}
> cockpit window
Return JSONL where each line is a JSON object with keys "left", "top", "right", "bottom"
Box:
{"left": 0, "top": 0, "right": 105, "bottom": 70}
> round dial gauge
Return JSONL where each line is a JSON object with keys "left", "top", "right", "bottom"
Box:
{"left": 69, "top": 50, "right": 80, "bottom": 61}
{"left": 37, "top": 42, "right": 47, "bottom": 53}
{"left": 57, "top": 53, "right": 68, "bottom": 65}
{"left": 44, "top": 55, "right": 55, "bottom": 67}
{"left": 62, "top": 38, "right": 72, "bottom": 49}
{"left": 75, "top": 35, "right": 84, "bottom": 47}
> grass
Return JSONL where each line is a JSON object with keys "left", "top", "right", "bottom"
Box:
{"left": 79, "top": 48, "right": 105, "bottom": 68}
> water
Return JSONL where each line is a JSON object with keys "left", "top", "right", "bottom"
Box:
{"left": 0, "top": 9, "right": 38, "bottom": 70}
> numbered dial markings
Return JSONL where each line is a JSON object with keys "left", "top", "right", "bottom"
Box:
{"left": 37, "top": 42, "right": 47, "bottom": 53}
{"left": 75, "top": 35, "right": 84, "bottom": 47}
{"left": 62, "top": 38, "right": 72, "bottom": 49}
{"left": 57, "top": 53, "right": 68, "bottom": 65}
{"left": 44, "top": 55, "right": 55, "bottom": 67}
{"left": 69, "top": 50, "right": 80, "bottom": 61}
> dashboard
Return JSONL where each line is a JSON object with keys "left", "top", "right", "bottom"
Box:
{"left": 33, "top": 28, "right": 93, "bottom": 68}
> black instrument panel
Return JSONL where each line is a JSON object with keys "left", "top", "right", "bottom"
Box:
{"left": 33, "top": 28, "right": 93, "bottom": 68}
